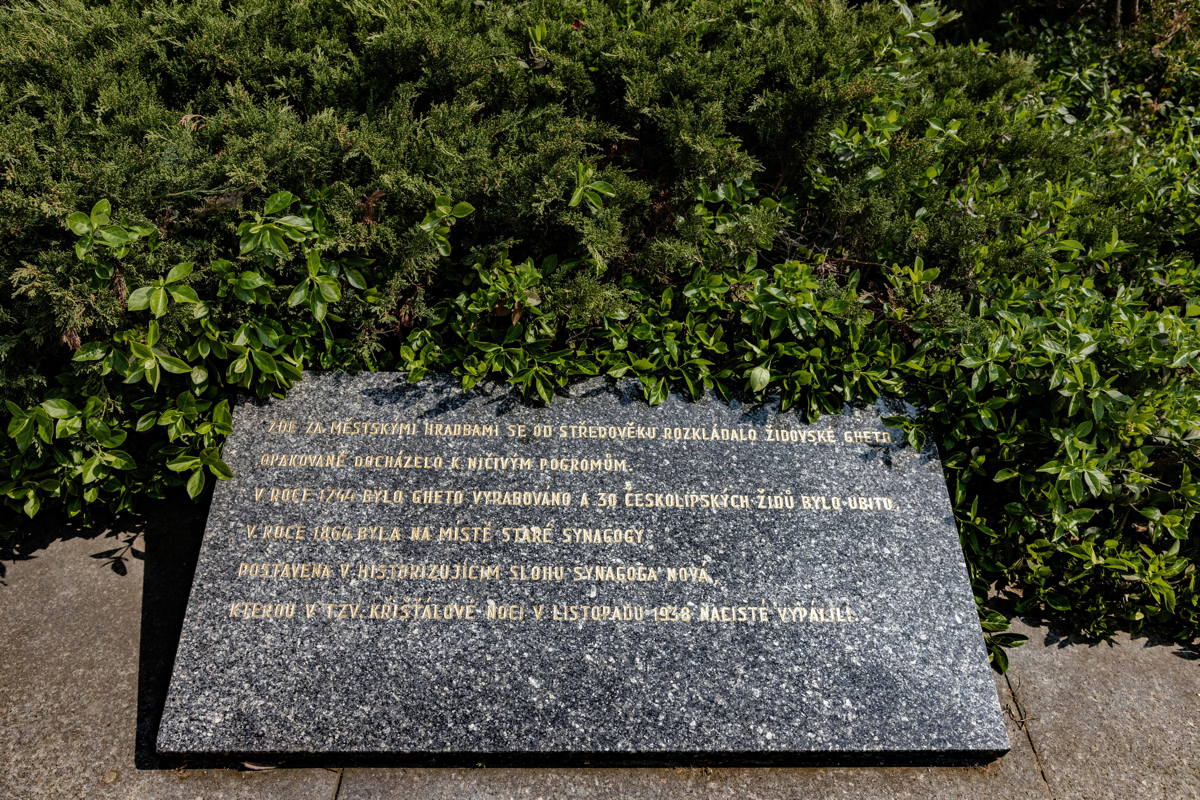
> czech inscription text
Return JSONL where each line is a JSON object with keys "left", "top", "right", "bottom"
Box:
{"left": 223, "top": 412, "right": 901, "bottom": 629}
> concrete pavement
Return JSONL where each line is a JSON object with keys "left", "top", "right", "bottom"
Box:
{"left": 1, "top": 519, "right": 1196, "bottom": 800}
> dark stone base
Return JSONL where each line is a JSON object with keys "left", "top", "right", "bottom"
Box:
{"left": 151, "top": 748, "right": 1008, "bottom": 770}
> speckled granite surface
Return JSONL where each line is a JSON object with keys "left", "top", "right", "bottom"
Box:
{"left": 157, "top": 373, "right": 1006, "bottom": 764}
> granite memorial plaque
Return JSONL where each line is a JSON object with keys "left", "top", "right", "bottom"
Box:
{"left": 157, "top": 373, "right": 1008, "bottom": 765}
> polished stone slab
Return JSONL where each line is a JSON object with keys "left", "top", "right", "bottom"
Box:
{"left": 157, "top": 373, "right": 1006, "bottom": 764}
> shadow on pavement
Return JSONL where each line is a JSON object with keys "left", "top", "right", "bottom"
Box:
{"left": 0, "top": 491, "right": 214, "bottom": 768}
{"left": 988, "top": 588, "right": 1200, "bottom": 662}
{"left": 133, "top": 497, "right": 210, "bottom": 769}
{"left": 1035, "top": 625, "right": 1200, "bottom": 662}
{"left": 0, "top": 508, "right": 143, "bottom": 585}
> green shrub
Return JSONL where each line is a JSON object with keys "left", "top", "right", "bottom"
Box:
{"left": 1, "top": 0, "right": 1197, "bottom": 653}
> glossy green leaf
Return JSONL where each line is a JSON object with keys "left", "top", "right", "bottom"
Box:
{"left": 264, "top": 191, "right": 296, "bottom": 215}
{"left": 148, "top": 287, "right": 168, "bottom": 317}
{"left": 165, "top": 261, "right": 193, "bottom": 284}
{"left": 250, "top": 350, "right": 278, "bottom": 374}
{"left": 127, "top": 286, "right": 154, "bottom": 311}
{"left": 67, "top": 212, "right": 92, "bottom": 235}
{"left": 749, "top": 365, "right": 770, "bottom": 392}
{"left": 41, "top": 398, "right": 78, "bottom": 419}
{"left": 89, "top": 199, "right": 111, "bottom": 226}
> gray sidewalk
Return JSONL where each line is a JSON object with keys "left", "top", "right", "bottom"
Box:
{"left": 1, "top": 533, "right": 1196, "bottom": 800}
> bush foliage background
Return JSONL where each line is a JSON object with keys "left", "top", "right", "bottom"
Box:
{"left": 1, "top": 0, "right": 1197, "bottom": 655}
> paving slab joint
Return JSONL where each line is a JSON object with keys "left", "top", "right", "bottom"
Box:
{"left": 1004, "top": 670, "right": 1055, "bottom": 799}
{"left": 329, "top": 768, "right": 344, "bottom": 800}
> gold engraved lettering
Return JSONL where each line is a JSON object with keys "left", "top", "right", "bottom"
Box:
{"left": 422, "top": 422, "right": 499, "bottom": 437}
{"left": 251, "top": 487, "right": 315, "bottom": 503}
{"left": 464, "top": 454, "right": 536, "bottom": 471}
{"left": 324, "top": 603, "right": 362, "bottom": 619}
{"left": 410, "top": 489, "right": 463, "bottom": 505}
{"left": 498, "top": 526, "right": 552, "bottom": 544}
{"left": 571, "top": 565, "right": 659, "bottom": 582}
{"left": 369, "top": 599, "right": 478, "bottom": 620}
{"left": 437, "top": 525, "right": 494, "bottom": 542}
{"left": 660, "top": 425, "right": 758, "bottom": 442}
{"left": 623, "top": 491, "right": 750, "bottom": 510}
{"left": 649, "top": 605, "right": 692, "bottom": 622}
{"left": 557, "top": 422, "right": 658, "bottom": 440}
{"left": 799, "top": 495, "right": 840, "bottom": 510}
{"left": 327, "top": 419, "right": 419, "bottom": 436}
{"left": 356, "top": 526, "right": 406, "bottom": 541}
{"left": 504, "top": 424, "right": 557, "bottom": 439}
{"left": 537, "top": 455, "right": 631, "bottom": 473}
{"left": 698, "top": 604, "right": 771, "bottom": 623}
{"left": 560, "top": 527, "right": 646, "bottom": 545}
{"left": 471, "top": 490, "right": 572, "bottom": 507}
{"left": 550, "top": 604, "right": 647, "bottom": 622}
{"left": 228, "top": 601, "right": 296, "bottom": 619}
{"left": 842, "top": 430, "right": 894, "bottom": 444}
{"left": 309, "top": 525, "right": 355, "bottom": 541}
{"left": 844, "top": 496, "right": 896, "bottom": 511}
{"left": 359, "top": 489, "right": 404, "bottom": 504}
{"left": 353, "top": 453, "right": 444, "bottom": 469}
{"left": 764, "top": 428, "right": 836, "bottom": 444}
{"left": 253, "top": 524, "right": 306, "bottom": 540}
{"left": 664, "top": 566, "right": 714, "bottom": 584}
{"left": 509, "top": 564, "right": 566, "bottom": 581}
{"left": 323, "top": 599, "right": 484, "bottom": 621}
{"left": 351, "top": 562, "right": 503, "bottom": 581}
{"left": 237, "top": 561, "right": 332, "bottom": 579}
{"left": 774, "top": 604, "right": 859, "bottom": 623}
{"left": 259, "top": 452, "right": 347, "bottom": 468}
{"left": 755, "top": 490, "right": 795, "bottom": 510}
{"left": 486, "top": 600, "right": 526, "bottom": 620}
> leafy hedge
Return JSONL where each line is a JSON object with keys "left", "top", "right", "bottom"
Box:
{"left": 1, "top": 0, "right": 1197, "bottom": 655}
